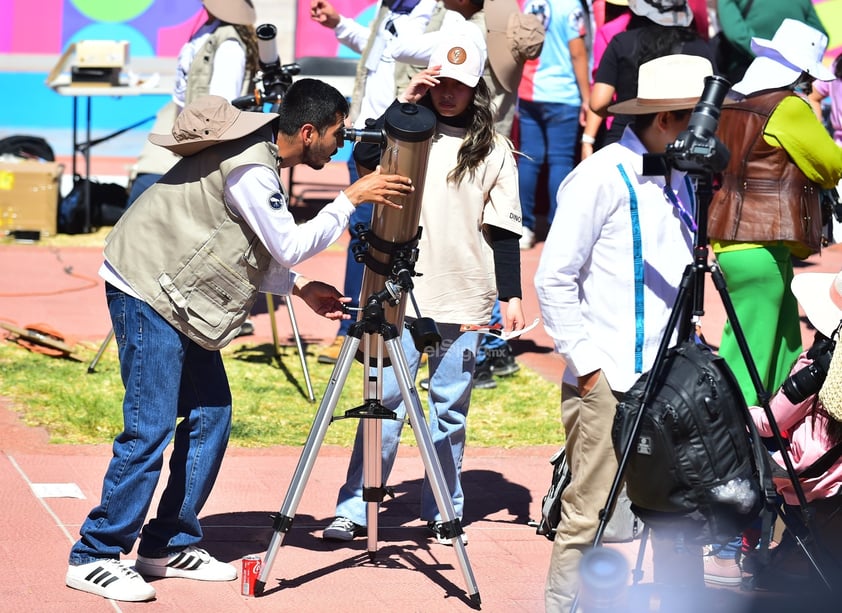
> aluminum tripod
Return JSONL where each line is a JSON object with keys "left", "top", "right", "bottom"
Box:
{"left": 253, "top": 290, "right": 480, "bottom": 605}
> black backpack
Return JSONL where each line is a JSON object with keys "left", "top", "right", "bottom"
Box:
{"left": 58, "top": 178, "right": 128, "bottom": 234}
{"left": 612, "top": 340, "right": 774, "bottom": 545}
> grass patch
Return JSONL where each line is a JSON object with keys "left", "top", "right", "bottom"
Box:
{"left": 0, "top": 339, "right": 562, "bottom": 448}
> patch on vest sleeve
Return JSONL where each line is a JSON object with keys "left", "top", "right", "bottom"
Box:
{"left": 268, "top": 191, "right": 285, "bottom": 210}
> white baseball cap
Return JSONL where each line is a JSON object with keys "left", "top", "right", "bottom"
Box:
{"left": 428, "top": 21, "right": 488, "bottom": 88}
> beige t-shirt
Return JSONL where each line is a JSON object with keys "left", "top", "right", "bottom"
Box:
{"left": 411, "top": 125, "right": 522, "bottom": 324}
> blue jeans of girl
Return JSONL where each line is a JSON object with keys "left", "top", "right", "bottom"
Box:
{"left": 334, "top": 323, "right": 479, "bottom": 524}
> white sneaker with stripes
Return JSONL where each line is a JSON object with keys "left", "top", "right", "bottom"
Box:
{"left": 135, "top": 546, "right": 237, "bottom": 581}
{"left": 66, "top": 558, "right": 156, "bottom": 601}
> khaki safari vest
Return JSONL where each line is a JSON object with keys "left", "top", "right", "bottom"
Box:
{"left": 105, "top": 129, "right": 278, "bottom": 350}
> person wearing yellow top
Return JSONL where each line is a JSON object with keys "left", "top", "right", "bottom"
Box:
{"left": 708, "top": 19, "right": 842, "bottom": 409}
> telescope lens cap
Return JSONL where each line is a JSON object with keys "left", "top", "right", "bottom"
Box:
{"left": 384, "top": 103, "right": 436, "bottom": 142}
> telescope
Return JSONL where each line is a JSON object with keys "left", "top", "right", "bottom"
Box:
{"left": 351, "top": 103, "right": 440, "bottom": 358}
{"left": 231, "top": 23, "right": 300, "bottom": 110}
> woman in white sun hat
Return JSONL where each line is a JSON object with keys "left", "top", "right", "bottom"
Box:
{"left": 708, "top": 18, "right": 842, "bottom": 409}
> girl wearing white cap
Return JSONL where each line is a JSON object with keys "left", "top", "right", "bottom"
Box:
{"left": 323, "top": 21, "right": 526, "bottom": 545}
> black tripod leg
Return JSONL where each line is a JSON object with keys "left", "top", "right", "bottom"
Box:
{"left": 384, "top": 336, "right": 481, "bottom": 606}
{"left": 709, "top": 263, "right": 832, "bottom": 590}
{"left": 254, "top": 335, "right": 361, "bottom": 596}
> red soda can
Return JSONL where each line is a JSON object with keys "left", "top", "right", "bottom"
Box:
{"left": 241, "top": 555, "right": 262, "bottom": 596}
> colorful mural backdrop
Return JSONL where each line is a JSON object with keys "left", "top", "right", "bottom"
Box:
{"left": 1, "top": 1, "right": 839, "bottom": 62}
{"left": 0, "top": 0, "right": 205, "bottom": 57}
{"left": 0, "top": 0, "right": 839, "bottom": 134}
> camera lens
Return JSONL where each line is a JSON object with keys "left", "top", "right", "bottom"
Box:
{"left": 687, "top": 75, "right": 730, "bottom": 141}
{"left": 579, "top": 548, "right": 628, "bottom": 611}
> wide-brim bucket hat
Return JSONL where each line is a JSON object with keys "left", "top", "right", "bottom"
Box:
{"left": 733, "top": 18, "right": 833, "bottom": 96}
{"left": 149, "top": 95, "right": 277, "bottom": 156}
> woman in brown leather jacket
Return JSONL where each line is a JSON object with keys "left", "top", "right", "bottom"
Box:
{"left": 708, "top": 18, "right": 842, "bottom": 408}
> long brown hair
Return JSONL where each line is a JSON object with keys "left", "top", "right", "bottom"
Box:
{"left": 233, "top": 24, "right": 260, "bottom": 77}
{"left": 448, "top": 77, "right": 496, "bottom": 185}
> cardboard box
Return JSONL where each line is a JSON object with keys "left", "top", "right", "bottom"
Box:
{"left": 0, "top": 160, "right": 62, "bottom": 238}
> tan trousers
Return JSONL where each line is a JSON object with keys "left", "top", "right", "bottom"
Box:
{"left": 545, "top": 374, "right": 622, "bottom": 612}
{"left": 544, "top": 376, "right": 704, "bottom": 612}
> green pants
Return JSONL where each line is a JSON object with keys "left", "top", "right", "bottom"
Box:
{"left": 716, "top": 245, "right": 803, "bottom": 405}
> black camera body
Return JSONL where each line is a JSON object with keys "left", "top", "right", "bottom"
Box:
{"left": 642, "top": 75, "right": 731, "bottom": 177}
{"left": 781, "top": 336, "right": 836, "bottom": 404}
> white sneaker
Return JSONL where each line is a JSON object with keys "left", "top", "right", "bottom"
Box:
{"left": 66, "top": 559, "right": 156, "bottom": 602}
{"left": 519, "top": 227, "right": 535, "bottom": 250}
{"left": 135, "top": 546, "right": 237, "bottom": 581}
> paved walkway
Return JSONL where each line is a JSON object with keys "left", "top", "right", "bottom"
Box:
{"left": 2, "top": 160, "right": 842, "bottom": 611}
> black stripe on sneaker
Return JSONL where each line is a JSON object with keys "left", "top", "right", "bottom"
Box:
{"left": 168, "top": 551, "right": 203, "bottom": 571}
{"left": 86, "top": 566, "right": 118, "bottom": 587}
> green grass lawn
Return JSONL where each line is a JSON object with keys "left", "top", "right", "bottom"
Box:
{"left": 0, "top": 339, "right": 563, "bottom": 448}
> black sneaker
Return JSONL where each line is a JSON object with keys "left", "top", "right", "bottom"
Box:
{"left": 473, "top": 360, "right": 497, "bottom": 389}
{"left": 426, "top": 520, "right": 468, "bottom": 546}
{"left": 323, "top": 516, "right": 366, "bottom": 541}
{"left": 489, "top": 344, "right": 520, "bottom": 377}
{"left": 419, "top": 378, "right": 430, "bottom": 391}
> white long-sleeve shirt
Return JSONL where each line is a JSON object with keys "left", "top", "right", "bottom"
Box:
{"left": 334, "top": 0, "right": 437, "bottom": 127}
{"left": 534, "top": 127, "right": 696, "bottom": 392}
{"left": 101, "top": 165, "right": 354, "bottom": 298}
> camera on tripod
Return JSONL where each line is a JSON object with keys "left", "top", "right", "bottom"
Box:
{"left": 781, "top": 335, "right": 836, "bottom": 404}
{"left": 642, "top": 75, "right": 731, "bottom": 176}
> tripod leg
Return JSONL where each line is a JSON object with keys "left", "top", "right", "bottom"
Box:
{"left": 254, "top": 334, "right": 361, "bottom": 596}
{"left": 283, "top": 296, "right": 316, "bottom": 402}
{"left": 87, "top": 328, "right": 115, "bottom": 374}
{"left": 710, "top": 263, "right": 832, "bottom": 590}
{"left": 384, "top": 336, "right": 481, "bottom": 605}
{"left": 364, "top": 338, "right": 385, "bottom": 555}
{"left": 265, "top": 294, "right": 281, "bottom": 359}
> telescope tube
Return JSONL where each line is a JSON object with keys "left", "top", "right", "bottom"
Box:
{"left": 356, "top": 103, "right": 436, "bottom": 331}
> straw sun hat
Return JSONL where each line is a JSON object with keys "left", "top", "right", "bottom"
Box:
{"left": 607, "top": 54, "right": 712, "bottom": 114}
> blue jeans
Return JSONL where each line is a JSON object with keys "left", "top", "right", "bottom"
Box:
{"left": 334, "top": 323, "right": 479, "bottom": 524}
{"left": 517, "top": 99, "right": 580, "bottom": 231}
{"left": 69, "top": 285, "right": 232, "bottom": 564}
{"left": 338, "top": 159, "right": 372, "bottom": 336}
{"left": 477, "top": 299, "right": 505, "bottom": 364}
{"left": 126, "top": 172, "right": 162, "bottom": 206}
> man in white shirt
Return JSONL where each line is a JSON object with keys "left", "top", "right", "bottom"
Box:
{"left": 65, "top": 85, "right": 413, "bottom": 604}
{"left": 534, "top": 54, "right": 714, "bottom": 612}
